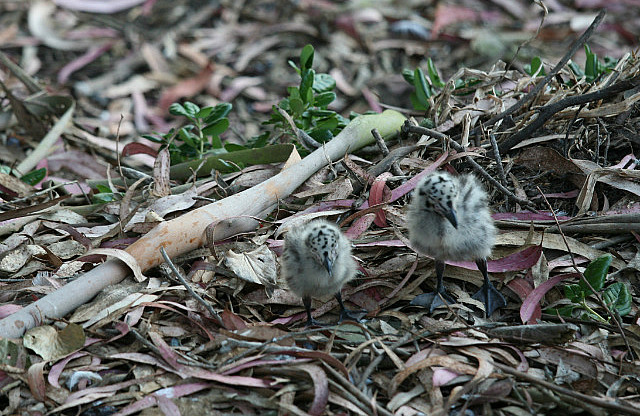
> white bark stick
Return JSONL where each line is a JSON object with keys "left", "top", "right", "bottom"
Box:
{"left": 0, "top": 110, "right": 406, "bottom": 339}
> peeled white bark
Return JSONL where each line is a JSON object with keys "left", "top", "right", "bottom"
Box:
{"left": 0, "top": 110, "right": 406, "bottom": 339}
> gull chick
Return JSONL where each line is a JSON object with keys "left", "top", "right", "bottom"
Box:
{"left": 407, "top": 171, "right": 507, "bottom": 316}
{"left": 282, "top": 220, "right": 362, "bottom": 326}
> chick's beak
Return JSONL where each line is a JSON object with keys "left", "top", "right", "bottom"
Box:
{"left": 323, "top": 255, "right": 334, "bottom": 277}
{"left": 444, "top": 208, "right": 458, "bottom": 229}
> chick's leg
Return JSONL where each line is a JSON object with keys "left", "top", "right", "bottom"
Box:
{"left": 410, "top": 259, "right": 455, "bottom": 312}
{"left": 334, "top": 291, "right": 366, "bottom": 323}
{"left": 471, "top": 258, "right": 507, "bottom": 316}
{"left": 302, "top": 296, "right": 324, "bottom": 327}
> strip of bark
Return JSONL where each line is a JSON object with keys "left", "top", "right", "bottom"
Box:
{"left": 0, "top": 110, "right": 406, "bottom": 339}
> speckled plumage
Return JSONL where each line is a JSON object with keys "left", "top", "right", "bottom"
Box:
{"left": 408, "top": 171, "right": 496, "bottom": 261}
{"left": 282, "top": 220, "right": 361, "bottom": 325}
{"left": 407, "top": 170, "right": 506, "bottom": 316}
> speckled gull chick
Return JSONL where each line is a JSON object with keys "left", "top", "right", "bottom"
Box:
{"left": 282, "top": 220, "right": 364, "bottom": 326}
{"left": 407, "top": 170, "right": 507, "bottom": 316}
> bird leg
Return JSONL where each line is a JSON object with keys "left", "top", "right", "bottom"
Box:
{"left": 410, "top": 260, "right": 456, "bottom": 311}
{"left": 430, "top": 259, "right": 456, "bottom": 312}
{"left": 334, "top": 292, "right": 366, "bottom": 323}
{"left": 471, "top": 258, "right": 507, "bottom": 316}
{"left": 302, "top": 296, "right": 325, "bottom": 327}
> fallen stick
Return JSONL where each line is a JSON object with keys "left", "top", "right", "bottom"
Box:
{"left": 0, "top": 110, "right": 406, "bottom": 339}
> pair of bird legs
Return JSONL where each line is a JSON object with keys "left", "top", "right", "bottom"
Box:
{"left": 302, "top": 292, "right": 364, "bottom": 327}
{"left": 300, "top": 258, "right": 506, "bottom": 326}
{"left": 418, "top": 258, "right": 506, "bottom": 316}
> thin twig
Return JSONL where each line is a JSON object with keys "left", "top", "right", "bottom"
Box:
{"left": 489, "top": 132, "right": 507, "bottom": 186}
{"left": 403, "top": 122, "right": 538, "bottom": 211}
{"left": 160, "top": 246, "right": 224, "bottom": 326}
{"left": 372, "top": 128, "right": 404, "bottom": 176}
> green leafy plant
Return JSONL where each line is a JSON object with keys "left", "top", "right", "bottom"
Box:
{"left": 552, "top": 254, "right": 631, "bottom": 322}
{"left": 92, "top": 184, "right": 121, "bottom": 204}
{"left": 264, "top": 44, "right": 349, "bottom": 147}
{"left": 568, "top": 44, "right": 617, "bottom": 83}
{"left": 402, "top": 58, "right": 480, "bottom": 111}
{"left": 524, "top": 56, "right": 547, "bottom": 77}
{"left": 144, "top": 101, "right": 232, "bottom": 164}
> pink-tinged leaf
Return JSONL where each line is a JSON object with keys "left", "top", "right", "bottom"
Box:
{"left": 505, "top": 345, "right": 529, "bottom": 372}
{"left": 520, "top": 272, "right": 580, "bottom": 324}
{"left": 221, "top": 308, "right": 247, "bottom": 330}
{"left": 58, "top": 42, "right": 115, "bottom": 83}
{"left": 433, "top": 367, "right": 459, "bottom": 387}
{"left": 611, "top": 153, "right": 637, "bottom": 169}
{"left": 492, "top": 211, "right": 572, "bottom": 221}
{"left": 114, "top": 383, "right": 212, "bottom": 416}
{"left": 369, "top": 172, "right": 393, "bottom": 227}
{"left": 355, "top": 239, "right": 406, "bottom": 248}
{"left": 48, "top": 352, "right": 88, "bottom": 388}
{"left": 158, "top": 64, "right": 214, "bottom": 112}
{"left": 345, "top": 213, "right": 376, "bottom": 239}
{"left": 267, "top": 239, "right": 284, "bottom": 256}
{"left": 148, "top": 332, "right": 274, "bottom": 387}
{"left": 297, "top": 199, "right": 355, "bottom": 216}
{"left": 0, "top": 304, "right": 22, "bottom": 319}
{"left": 27, "top": 362, "right": 47, "bottom": 402}
{"left": 532, "top": 190, "right": 579, "bottom": 199}
{"left": 432, "top": 4, "right": 478, "bottom": 36}
{"left": 278, "top": 350, "right": 349, "bottom": 378}
{"left": 358, "top": 153, "right": 449, "bottom": 211}
{"left": 122, "top": 142, "right": 158, "bottom": 158}
{"left": 507, "top": 278, "right": 533, "bottom": 300}
{"left": 298, "top": 364, "right": 329, "bottom": 416}
{"left": 447, "top": 245, "right": 542, "bottom": 273}
{"left": 222, "top": 358, "right": 309, "bottom": 375}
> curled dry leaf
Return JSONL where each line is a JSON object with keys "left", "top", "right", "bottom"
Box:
{"left": 224, "top": 245, "right": 277, "bottom": 287}
{"left": 23, "top": 323, "right": 85, "bottom": 361}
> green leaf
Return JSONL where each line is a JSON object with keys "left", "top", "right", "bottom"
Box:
{"left": 545, "top": 304, "right": 578, "bottom": 317}
{"left": 409, "top": 92, "right": 429, "bottom": 111}
{"left": 95, "top": 184, "right": 112, "bottom": 193}
{"left": 312, "top": 73, "right": 336, "bottom": 93}
{"left": 413, "top": 68, "right": 432, "bottom": 108}
{"left": 183, "top": 101, "right": 200, "bottom": 117}
{"left": 289, "top": 98, "right": 305, "bottom": 116}
{"left": 567, "top": 60, "right": 584, "bottom": 77}
{"left": 313, "top": 116, "right": 339, "bottom": 132}
{"left": 169, "top": 103, "right": 190, "bottom": 117}
{"left": 20, "top": 168, "right": 47, "bottom": 186}
{"left": 196, "top": 107, "right": 214, "bottom": 119}
{"left": 287, "top": 60, "right": 301, "bottom": 74}
{"left": 204, "top": 103, "right": 232, "bottom": 124}
{"left": 564, "top": 284, "right": 584, "bottom": 303}
{"left": 92, "top": 192, "right": 119, "bottom": 203}
{"left": 224, "top": 143, "right": 246, "bottom": 152}
{"left": 525, "top": 56, "right": 546, "bottom": 76}
{"left": 314, "top": 91, "right": 336, "bottom": 108}
{"left": 580, "top": 253, "right": 612, "bottom": 294}
{"left": 178, "top": 127, "right": 198, "bottom": 148}
{"left": 426, "top": 58, "right": 445, "bottom": 88}
{"left": 300, "top": 69, "right": 315, "bottom": 105}
{"left": 603, "top": 282, "right": 632, "bottom": 316}
{"left": 300, "top": 44, "right": 315, "bottom": 70}
{"left": 309, "top": 128, "right": 334, "bottom": 142}
{"left": 401, "top": 68, "right": 414, "bottom": 84}
{"left": 202, "top": 118, "right": 230, "bottom": 138}
{"left": 306, "top": 108, "right": 335, "bottom": 118}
